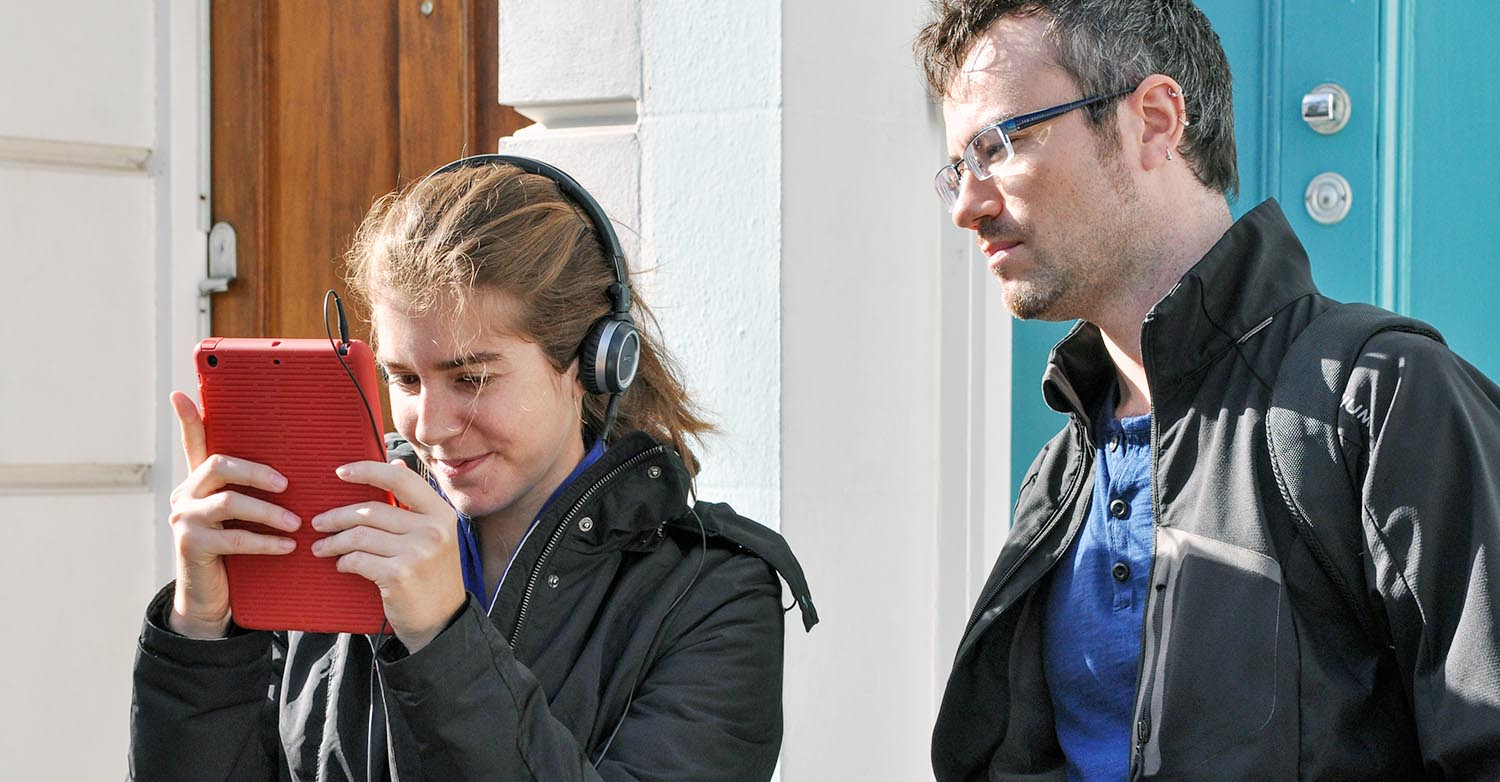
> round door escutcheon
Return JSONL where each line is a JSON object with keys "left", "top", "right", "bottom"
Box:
{"left": 1302, "top": 83, "right": 1352, "bottom": 135}
{"left": 1305, "top": 172, "right": 1353, "bottom": 225}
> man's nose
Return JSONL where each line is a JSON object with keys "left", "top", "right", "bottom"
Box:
{"left": 950, "top": 171, "right": 1003, "bottom": 232}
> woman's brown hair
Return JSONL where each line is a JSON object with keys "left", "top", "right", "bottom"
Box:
{"left": 345, "top": 161, "right": 714, "bottom": 475}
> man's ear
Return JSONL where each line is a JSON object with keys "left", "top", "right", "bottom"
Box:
{"left": 1125, "top": 74, "right": 1189, "bottom": 171}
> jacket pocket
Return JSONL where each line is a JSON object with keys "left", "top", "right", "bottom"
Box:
{"left": 1133, "top": 528, "right": 1298, "bottom": 779}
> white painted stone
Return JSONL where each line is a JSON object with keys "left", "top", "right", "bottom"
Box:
{"left": 0, "top": 167, "right": 154, "bottom": 465}
{"left": 639, "top": 111, "right": 781, "bottom": 526}
{"left": 498, "top": 0, "right": 641, "bottom": 108}
{"left": 642, "top": 0, "right": 779, "bottom": 114}
{"left": 0, "top": 1, "right": 152, "bottom": 146}
{"left": 497, "top": 128, "right": 643, "bottom": 267}
{"left": 778, "top": 0, "right": 957, "bottom": 778}
{"left": 0, "top": 494, "right": 157, "bottom": 780}
{"left": 492, "top": 4, "right": 986, "bottom": 781}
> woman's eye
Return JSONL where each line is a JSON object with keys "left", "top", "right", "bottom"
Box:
{"left": 388, "top": 374, "right": 420, "bottom": 389}
{"left": 458, "top": 374, "right": 490, "bottom": 389}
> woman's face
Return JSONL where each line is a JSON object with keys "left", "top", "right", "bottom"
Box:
{"left": 372, "top": 289, "right": 587, "bottom": 526}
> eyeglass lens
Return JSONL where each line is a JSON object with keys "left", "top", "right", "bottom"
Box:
{"left": 935, "top": 125, "right": 1014, "bottom": 210}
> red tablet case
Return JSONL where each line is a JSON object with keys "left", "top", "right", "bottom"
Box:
{"left": 195, "top": 337, "right": 392, "bottom": 634}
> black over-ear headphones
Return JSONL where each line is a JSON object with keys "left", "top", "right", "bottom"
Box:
{"left": 430, "top": 154, "right": 641, "bottom": 397}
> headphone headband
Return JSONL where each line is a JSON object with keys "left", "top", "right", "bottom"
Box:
{"left": 430, "top": 154, "right": 631, "bottom": 314}
{"left": 427, "top": 153, "right": 641, "bottom": 401}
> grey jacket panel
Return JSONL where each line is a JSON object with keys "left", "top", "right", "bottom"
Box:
{"left": 933, "top": 200, "right": 1500, "bottom": 780}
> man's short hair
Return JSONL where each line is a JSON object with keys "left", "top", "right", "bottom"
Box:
{"left": 915, "top": 0, "right": 1238, "bottom": 197}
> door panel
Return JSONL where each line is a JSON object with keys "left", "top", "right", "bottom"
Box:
{"left": 211, "top": 0, "right": 529, "bottom": 341}
{"left": 1275, "top": 1, "right": 1382, "bottom": 306}
{"left": 1403, "top": 5, "right": 1500, "bottom": 380}
{"left": 264, "top": 1, "right": 401, "bottom": 341}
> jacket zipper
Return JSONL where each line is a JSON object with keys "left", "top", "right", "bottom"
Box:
{"left": 958, "top": 418, "right": 1093, "bottom": 643}
{"left": 1130, "top": 319, "right": 1166, "bottom": 780}
{"left": 507, "top": 445, "right": 667, "bottom": 646}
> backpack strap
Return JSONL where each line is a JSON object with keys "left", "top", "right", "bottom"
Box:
{"left": 672, "top": 502, "right": 819, "bottom": 632}
{"left": 1266, "top": 302, "right": 1443, "bottom": 646}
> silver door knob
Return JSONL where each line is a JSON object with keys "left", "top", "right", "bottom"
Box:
{"left": 1302, "top": 83, "right": 1351, "bottom": 135}
{"left": 1305, "top": 172, "right": 1352, "bottom": 225}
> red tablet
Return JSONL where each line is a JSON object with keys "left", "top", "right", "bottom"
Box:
{"left": 195, "top": 337, "right": 391, "bottom": 634}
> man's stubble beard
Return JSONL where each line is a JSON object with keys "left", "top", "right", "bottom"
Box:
{"left": 1001, "top": 137, "right": 1144, "bottom": 323}
{"left": 998, "top": 251, "right": 1073, "bottom": 321}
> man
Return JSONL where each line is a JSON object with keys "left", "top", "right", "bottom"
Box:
{"left": 915, "top": 1, "right": 1500, "bottom": 779}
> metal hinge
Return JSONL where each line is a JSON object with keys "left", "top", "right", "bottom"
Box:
{"left": 200, "top": 221, "right": 237, "bottom": 294}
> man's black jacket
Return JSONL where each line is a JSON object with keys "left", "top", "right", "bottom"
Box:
{"left": 131, "top": 431, "right": 815, "bottom": 781}
{"left": 933, "top": 200, "right": 1500, "bottom": 780}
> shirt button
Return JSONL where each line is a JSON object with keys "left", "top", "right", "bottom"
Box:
{"left": 1113, "top": 562, "right": 1131, "bottom": 582}
{"left": 1108, "top": 432, "right": 1122, "bottom": 452}
{"left": 1109, "top": 498, "right": 1129, "bottom": 518}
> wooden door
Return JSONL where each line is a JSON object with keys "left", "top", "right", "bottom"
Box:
{"left": 209, "top": 0, "right": 529, "bottom": 343}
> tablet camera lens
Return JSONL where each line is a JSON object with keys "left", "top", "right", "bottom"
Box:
{"left": 206, "top": 355, "right": 218, "bottom": 368}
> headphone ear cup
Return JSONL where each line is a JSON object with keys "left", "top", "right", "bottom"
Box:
{"left": 579, "top": 317, "right": 641, "bottom": 395}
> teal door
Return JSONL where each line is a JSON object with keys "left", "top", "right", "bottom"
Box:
{"left": 1010, "top": 0, "right": 1500, "bottom": 502}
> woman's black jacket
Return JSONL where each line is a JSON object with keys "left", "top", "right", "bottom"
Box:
{"left": 129, "top": 431, "right": 816, "bottom": 781}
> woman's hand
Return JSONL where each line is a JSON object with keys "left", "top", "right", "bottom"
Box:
{"left": 166, "top": 391, "right": 301, "bottom": 639}
{"left": 310, "top": 460, "right": 465, "bottom": 653}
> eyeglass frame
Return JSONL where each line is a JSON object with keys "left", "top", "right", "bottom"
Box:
{"left": 935, "top": 87, "right": 1135, "bottom": 211}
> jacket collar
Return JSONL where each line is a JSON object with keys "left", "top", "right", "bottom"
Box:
{"left": 1043, "top": 199, "right": 1318, "bottom": 420}
{"left": 540, "top": 429, "right": 691, "bottom": 545}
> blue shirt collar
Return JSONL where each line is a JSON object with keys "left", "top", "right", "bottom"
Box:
{"left": 456, "top": 437, "right": 608, "bottom": 609}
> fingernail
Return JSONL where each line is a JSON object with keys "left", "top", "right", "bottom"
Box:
{"left": 310, "top": 540, "right": 323, "bottom": 555}
{"left": 310, "top": 514, "right": 326, "bottom": 531}
{"left": 335, "top": 465, "right": 351, "bottom": 479}
{"left": 283, "top": 512, "right": 300, "bottom": 530}
{"left": 270, "top": 474, "right": 288, "bottom": 490}
{"left": 278, "top": 537, "right": 295, "bottom": 551}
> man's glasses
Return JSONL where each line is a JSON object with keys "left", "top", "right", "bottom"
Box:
{"left": 935, "top": 88, "right": 1134, "bottom": 212}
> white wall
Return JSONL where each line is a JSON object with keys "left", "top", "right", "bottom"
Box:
{"left": 498, "top": 0, "right": 784, "bottom": 528}
{"left": 780, "top": 2, "right": 968, "bottom": 778}
{"left": 0, "top": 1, "right": 207, "bottom": 777}
{"left": 500, "top": 2, "right": 1004, "bottom": 780}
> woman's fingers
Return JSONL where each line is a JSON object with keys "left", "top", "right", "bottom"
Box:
{"left": 317, "top": 459, "right": 463, "bottom": 651}
{"left": 311, "top": 521, "right": 412, "bottom": 558}
{"left": 332, "top": 550, "right": 400, "bottom": 586}
{"left": 170, "top": 391, "right": 209, "bottom": 470}
{"left": 173, "top": 453, "right": 289, "bottom": 504}
{"left": 333, "top": 459, "right": 448, "bottom": 515}
{"left": 180, "top": 489, "right": 301, "bottom": 533}
{"left": 178, "top": 523, "right": 296, "bottom": 558}
{"left": 311, "top": 500, "right": 419, "bottom": 536}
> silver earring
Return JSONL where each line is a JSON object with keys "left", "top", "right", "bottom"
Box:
{"left": 1168, "top": 89, "right": 1180, "bottom": 98}
{"left": 1180, "top": 116, "right": 1191, "bottom": 127}
{"left": 1166, "top": 148, "right": 1174, "bottom": 161}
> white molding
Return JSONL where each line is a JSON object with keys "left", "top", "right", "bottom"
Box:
{"left": 0, "top": 135, "right": 152, "bottom": 173}
{"left": 0, "top": 463, "right": 153, "bottom": 494}
{"left": 510, "top": 99, "right": 638, "bottom": 131}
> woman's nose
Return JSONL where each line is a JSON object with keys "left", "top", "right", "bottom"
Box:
{"left": 410, "top": 387, "right": 463, "bottom": 447}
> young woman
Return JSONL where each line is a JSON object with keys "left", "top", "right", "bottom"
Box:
{"left": 129, "top": 155, "right": 815, "bottom": 781}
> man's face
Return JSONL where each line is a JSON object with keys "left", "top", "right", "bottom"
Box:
{"left": 941, "top": 15, "right": 1143, "bottom": 322}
